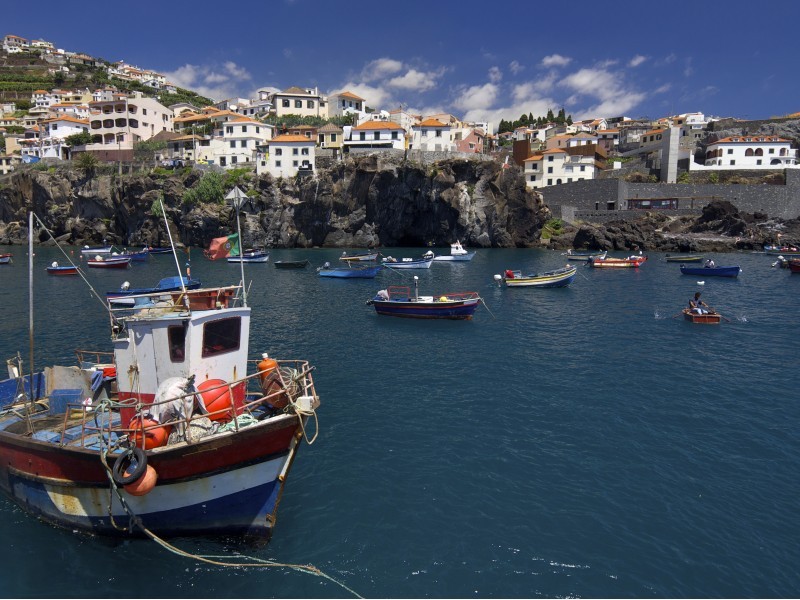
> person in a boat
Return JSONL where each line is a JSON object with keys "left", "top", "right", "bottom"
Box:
{"left": 690, "top": 292, "right": 711, "bottom": 314}
{"left": 704, "top": 258, "right": 715, "bottom": 268}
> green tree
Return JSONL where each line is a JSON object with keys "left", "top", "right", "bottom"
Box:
{"left": 546, "top": 108, "right": 555, "bottom": 122}
{"left": 182, "top": 171, "right": 225, "bottom": 206}
{"left": 75, "top": 152, "right": 99, "bottom": 175}
{"left": 65, "top": 131, "right": 93, "bottom": 147}
{"left": 133, "top": 139, "right": 167, "bottom": 162}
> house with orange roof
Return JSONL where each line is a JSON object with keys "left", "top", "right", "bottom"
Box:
{"left": 328, "top": 91, "right": 366, "bottom": 118}
{"left": 344, "top": 121, "right": 406, "bottom": 152}
{"left": 410, "top": 118, "right": 455, "bottom": 152}
{"left": 524, "top": 144, "right": 607, "bottom": 190}
{"left": 2, "top": 35, "right": 28, "bottom": 53}
{"left": 389, "top": 108, "right": 421, "bottom": 132}
{"left": 259, "top": 134, "right": 316, "bottom": 177}
{"left": 700, "top": 135, "right": 798, "bottom": 170}
{"left": 640, "top": 128, "right": 666, "bottom": 148}
{"left": 26, "top": 115, "right": 90, "bottom": 160}
{"left": 453, "top": 126, "right": 486, "bottom": 154}
{"left": 269, "top": 86, "right": 327, "bottom": 118}
{"left": 215, "top": 117, "right": 272, "bottom": 168}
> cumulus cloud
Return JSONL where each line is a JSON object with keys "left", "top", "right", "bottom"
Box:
{"left": 387, "top": 68, "right": 444, "bottom": 92}
{"left": 559, "top": 67, "right": 646, "bottom": 118}
{"left": 361, "top": 58, "right": 404, "bottom": 81}
{"left": 164, "top": 61, "right": 253, "bottom": 102}
{"left": 334, "top": 81, "right": 394, "bottom": 110}
{"left": 488, "top": 66, "right": 502, "bottom": 83}
{"left": 629, "top": 55, "right": 647, "bottom": 67}
{"left": 541, "top": 54, "right": 572, "bottom": 68}
{"left": 451, "top": 83, "right": 499, "bottom": 113}
{"left": 335, "top": 57, "right": 447, "bottom": 109}
{"left": 509, "top": 60, "right": 524, "bottom": 75}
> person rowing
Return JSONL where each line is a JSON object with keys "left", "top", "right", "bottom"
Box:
{"left": 689, "top": 291, "right": 714, "bottom": 315}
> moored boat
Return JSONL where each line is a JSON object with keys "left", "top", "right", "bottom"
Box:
{"left": 367, "top": 278, "right": 481, "bottom": 320}
{"left": 588, "top": 255, "right": 647, "bottom": 268}
{"left": 147, "top": 247, "right": 173, "bottom": 255}
{"left": 787, "top": 259, "right": 800, "bottom": 273}
{"left": 432, "top": 241, "right": 476, "bottom": 262}
{"left": 274, "top": 260, "right": 310, "bottom": 269}
{"left": 382, "top": 252, "right": 435, "bottom": 269}
{"left": 682, "top": 308, "right": 722, "bottom": 324}
{"left": 227, "top": 249, "right": 270, "bottom": 263}
{"left": 105, "top": 276, "right": 202, "bottom": 306}
{"left": 118, "top": 248, "right": 150, "bottom": 262}
{"left": 564, "top": 249, "right": 607, "bottom": 262}
{"left": 679, "top": 265, "right": 741, "bottom": 278}
{"left": 665, "top": 254, "right": 704, "bottom": 262}
{"left": 86, "top": 256, "right": 132, "bottom": 269}
{"left": 0, "top": 253, "right": 12, "bottom": 265}
{"left": 764, "top": 244, "right": 800, "bottom": 256}
{"left": 81, "top": 245, "right": 114, "bottom": 255}
{"left": 498, "top": 264, "right": 577, "bottom": 288}
{"left": 318, "top": 263, "right": 384, "bottom": 278}
{"left": 339, "top": 251, "right": 379, "bottom": 262}
{"left": 45, "top": 262, "right": 78, "bottom": 275}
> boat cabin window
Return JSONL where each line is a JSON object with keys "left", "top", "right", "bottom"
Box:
{"left": 201, "top": 317, "right": 241, "bottom": 357}
{"left": 168, "top": 325, "right": 186, "bottom": 362}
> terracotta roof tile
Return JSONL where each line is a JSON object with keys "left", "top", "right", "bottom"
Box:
{"left": 353, "top": 121, "right": 404, "bottom": 131}
{"left": 269, "top": 134, "right": 315, "bottom": 143}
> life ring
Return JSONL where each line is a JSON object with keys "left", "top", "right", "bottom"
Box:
{"left": 112, "top": 447, "right": 147, "bottom": 486}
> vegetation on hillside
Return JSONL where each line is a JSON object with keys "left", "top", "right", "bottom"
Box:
{"left": 497, "top": 107, "right": 573, "bottom": 134}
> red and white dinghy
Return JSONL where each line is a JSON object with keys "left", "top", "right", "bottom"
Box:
{"left": 86, "top": 255, "right": 131, "bottom": 269}
{"left": 0, "top": 284, "right": 320, "bottom": 539}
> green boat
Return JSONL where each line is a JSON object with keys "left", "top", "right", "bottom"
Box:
{"left": 665, "top": 254, "right": 703, "bottom": 262}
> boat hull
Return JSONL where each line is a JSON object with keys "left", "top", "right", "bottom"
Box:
{"left": 339, "top": 252, "right": 378, "bottom": 262}
{"left": 432, "top": 252, "right": 476, "bottom": 262}
{"left": 0, "top": 415, "right": 303, "bottom": 538}
{"left": 679, "top": 266, "right": 741, "bottom": 278}
{"left": 372, "top": 298, "right": 479, "bottom": 319}
{"left": 565, "top": 251, "right": 606, "bottom": 262}
{"left": 86, "top": 258, "right": 131, "bottom": 269}
{"left": 665, "top": 255, "right": 703, "bottom": 262}
{"left": 588, "top": 256, "right": 646, "bottom": 268}
{"left": 504, "top": 266, "right": 576, "bottom": 287}
{"left": 381, "top": 258, "right": 434, "bottom": 269}
{"left": 682, "top": 308, "right": 722, "bottom": 324}
{"left": 319, "top": 266, "right": 383, "bottom": 278}
{"left": 227, "top": 253, "right": 269, "bottom": 263}
{"left": 46, "top": 266, "right": 78, "bottom": 275}
{"left": 274, "top": 260, "right": 310, "bottom": 269}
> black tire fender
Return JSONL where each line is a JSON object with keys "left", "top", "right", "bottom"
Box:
{"left": 112, "top": 447, "right": 147, "bottom": 486}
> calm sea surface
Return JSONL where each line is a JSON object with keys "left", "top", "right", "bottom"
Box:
{"left": 0, "top": 245, "right": 798, "bottom": 598}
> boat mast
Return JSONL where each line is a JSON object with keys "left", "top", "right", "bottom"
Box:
{"left": 27, "top": 211, "right": 34, "bottom": 399}
{"left": 226, "top": 186, "right": 248, "bottom": 307}
{"left": 159, "top": 194, "right": 189, "bottom": 310}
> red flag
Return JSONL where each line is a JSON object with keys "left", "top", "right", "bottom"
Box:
{"left": 204, "top": 233, "right": 238, "bottom": 260}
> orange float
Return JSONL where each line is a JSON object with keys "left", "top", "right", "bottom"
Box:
{"left": 124, "top": 464, "right": 158, "bottom": 496}
{"left": 257, "top": 354, "right": 288, "bottom": 409}
{"left": 196, "top": 378, "right": 234, "bottom": 421}
{"left": 129, "top": 416, "right": 172, "bottom": 449}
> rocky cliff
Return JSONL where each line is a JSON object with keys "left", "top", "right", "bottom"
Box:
{"left": 0, "top": 155, "right": 549, "bottom": 249}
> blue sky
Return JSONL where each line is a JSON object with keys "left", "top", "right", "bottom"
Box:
{"left": 7, "top": 0, "right": 799, "bottom": 128}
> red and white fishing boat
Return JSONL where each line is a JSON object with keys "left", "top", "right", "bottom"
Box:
{"left": 0, "top": 253, "right": 12, "bottom": 265}
{"left": 0, "top": 213, "right": 320, "bottom": 540}
{"left": 588, "top": 254, "right": 647, "bottom": 269}
{"left": 86, "top": 255, "right": 131, "bottom": 269}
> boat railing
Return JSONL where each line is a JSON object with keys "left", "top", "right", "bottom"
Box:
{"left": 75, "top": 349, "right": 114, "bottom": 369}
{"left": 55, "top": 359, "right": 317, "bottom": 449}
{"left": 107, "top": 285, "right": 243, "bottom": 316}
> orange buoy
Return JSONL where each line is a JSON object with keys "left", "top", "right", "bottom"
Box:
{"left": 129, "top": 416, "right": 172, "bottom": 449}
{"left": 124, "top": 464, "right": 158, "bottom": 496}
{"left": 197, "top": 379, "right": 234, "bottom": 421}
{"left": 257, "top": 354, "right": 288, "bottom": 409}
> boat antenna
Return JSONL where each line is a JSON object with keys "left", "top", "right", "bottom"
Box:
{"left": 27, "top": 211, "right": 35, "bottom": 401}
{"left": 226, "top": 186, "right": 248, "bottom": 307}
{"left": 159, "top": 194, "right": 189, "bottom": 311}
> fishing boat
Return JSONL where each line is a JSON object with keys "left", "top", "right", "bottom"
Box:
{"left": 0, "top": 253, "right": 12, "bottom": 265}
{"left": 0, "top": 213, "right": 321, "bottom": 540}
{"left": 588, "top": 255, "right": 647, "bottom": 268}
{"left": 497, "top": 265, "right": 577, "bottom": 288}
{"left": 665, "top": 254, "right": 703, "bottom": 262}
{"left": 682, "top": 308, "right": 722, "bottom": 324}
{"left": 227, "top": 249, "right": 270, "bottom": 263}
{"left": 86, "top": 256, "right": 131, "bottom": 269}
{"left": 679, "top": 265, "right": 741, "bottom": 278}
{"left": 106, "top": 276, "right": 202, "bottom": 306}
{"left": 80, "top": 245, "right": 114, "bottom": 255}
{"left": 367, "top": 277, "right": 481, "bottom": 320}
{"left": 318, "top": 263, "right": 384, "bottom": 278}
{"left": 381, "top": 252, "right": 435, "bottom": 269}
{"left": 118, "top": 248, "right": 150, "bottom": 262}
{"left": 432, "top": 241, "right": 476, "bottom": 262}
{"left": 563, "top": 249, "right": 607, "bottom": 262}
{"left": 763, "top": 244, "right": 800, "bottom": 256}
{"left": 45, "top": 262, "right": 78, "bottom": 275}
{"left": 339, "top": 251, "right": 379, "bottom": 262}
{"left": 147, "top": 247, "right": 173, "bottom": 255}
{"left": 274, "top": 260, "right": 310, "bottom": 269}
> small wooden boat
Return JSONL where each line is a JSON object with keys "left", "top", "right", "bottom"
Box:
{"left": 367, "top": 281, "right": 481, "bottom": 320}
{"left": 106, "top": 276, "right": 201, "bottom": 306}
{"left": 86, "top": 256, "right": 131, "bottom": 269}
{"left": 147, "top": 247, "right": 173, "bottom": 255}
{"left": 682, "top": 308, "right": 722, "bottom": 324}
{"left": 679, "top": 265, "right": 741, "bottom": 278}
{"left": 119, "top": 249, "right": 150, "bottom": 262}
{"left": 227, "top": 249, "right": 269, "bottom": 263}
{"left": 499, "top": 265, "right": 576, "bottom": 288}
{"left": 588, "top": 255, "right": 647, "bottom": 268}
{"left": 564, "top": 249, "right": 607, "bottom": 262}
{"left": 274, "top": 260, "right": 310, "bottom": 269}
{"left": 46, "top": 262, "right": 78, "bottom": 275}
{"left": 80, "top": 245, "right": 113, "bottom": 255}
{"left": 432, "top": 241, "right": 476, "bottom": 262}
{"left": 339, "top": 251, "right": 379, "bottom": 262}
{"left": 318, "top": 264, "right": 384, "bottom": 278}
{"left": 665, "top": 254, "right": 703, "bottom": 262}
{"left": 382, "top": 252, "right": 435, "bottom": 269}
{"left": 0, "top": 253, "right": 12, "bottom": 265}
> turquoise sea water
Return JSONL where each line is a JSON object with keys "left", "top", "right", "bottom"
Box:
{"left": 0, "top": 245, "right": 798, "bottom": 598}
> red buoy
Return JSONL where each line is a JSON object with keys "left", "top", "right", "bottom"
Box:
{"left": 196, "top": 379, "right": 234, "bottom": 421}
{"left": 129, "top": 416, "right": 171, "bottom": 449}
{"left": 124, "top": 464, "right": 158, "bottom": 496}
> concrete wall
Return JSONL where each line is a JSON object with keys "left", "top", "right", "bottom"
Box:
{"left": 545, "top": 168, "right": 800, "bottom": 221}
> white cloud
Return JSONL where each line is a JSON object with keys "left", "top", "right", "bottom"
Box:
{"left": 387, "top": 68, "right": 443, "bottom": 92}
{"left": 335, "top": 81, "right": 394, "bottom": 109}
{"left": 654, "top": 83, "right": 671, "bottom": 94}
{"left": 361, "top": 58, "right": 404, "bottom": 81}
{"left": 283, "top": 48, "right": 293, "bottom": 59}
{"left": 509, "top": 60, "right": 524, "bottom": 75}
{"left": 488, "top": 66, "right": 502, "bottom": 83}
{"left": 164, "top": 61, "right": 253, "bottom": 102}
{"left": 541, "top": 54, "right": 572, "bottom": 68}
{"left": 595, "top": 59, "right": 619, "bottom": 69}
{"left": 684, "top": 57, "right": 694, "bottom": 77}
{"left": 629, "top": 55, "right": 647, "bottom": 68}
{"left": 452, "top": 83, "right": 499, "bottom": 113}
{"left": 559, "top": 67, "right": 646, "bottom": 118}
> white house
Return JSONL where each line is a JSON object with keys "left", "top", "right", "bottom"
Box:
{"left": 2, "top": 35, "right": 28, "bottom": 53}
{"left": 27, "top": 115, "right": 90, "bottom": 160}
{"left": 216, "top": 117, "right": 272, "bottom": 168}
{"left": 259, "top": 134, "right": 315, "bottom": 178}
{"left": 410, "top": 118, "right": 455, "bottom": 152}
{"left": 344, "top": 121, "right": 406, "bottom": 151}
{"left": 327, "top": 91, "right": 366, "bottom": 118}
{"left": 270, "top": 86, "right": 327, "bottom": 118}
{"left": 699, "top": 135, "right": 798, "bottom": 169}
{"left": 524, "top": 147, "right": 601, "bottom": 189}
{"left": 389, "top": 108, "right": 421, "bottom": 132}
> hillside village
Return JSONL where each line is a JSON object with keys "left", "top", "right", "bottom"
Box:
{"left": 2, "top": 32, "right": 800, "bottom": 234}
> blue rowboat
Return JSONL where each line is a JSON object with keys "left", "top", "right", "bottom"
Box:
{"left": 227, "top": 249, "right": 269, "bottom": 263}
{"left": 106, "top": 276, "right": 202, "bottom": 306}
{"left": 318, "top": 264, "right": 384, "bottom": 278}
{"left": 367, "top": 284, "right": 481, "bottom": 320}
{"left": 46, "top": 263, "right": 78, "bottom": 275}
{"left": 499, "top": 264, "right": 577, "bottom": 288}
{"left": 119, "top": 249, "right": 150, "bottom": 262}
{"left": 679, "top": 265, "right": 741, "bottom": 278}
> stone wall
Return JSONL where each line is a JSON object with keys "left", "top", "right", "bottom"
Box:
{"left": 545, "top": 169, "right": 800, "bottom": 222}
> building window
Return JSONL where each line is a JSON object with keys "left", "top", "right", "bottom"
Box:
{"left": 293, "top": 160, "right": 298, "bottom": 167}
{"left": 275, "top": 148, "right": 282, "bottom": 156}
{"left": 230, "top": 141, "right": 235, "bottom": 148}
{"left": 730, "top": 160, "right": 735, "bottom": 165}
{"left": 360, "top": 132, "right": 365, "bottom": 141}
{"left": 292, "top": 148, "right": 298, "bottom": 155}
{"left": 757, "top": 159, "right": 762, "bottom": 165}
{"left": 275, "top": 160, "right": 281, "bottom": 167}
{"left": 548, "top": 155, "right": 553, "bottom": 161}
{"left": 282, "top": 99, "right": 290, "bottom": 108}
{"left": 255, "top": 127, "right": 259, "bottom": 133}
{"left": 727, "top": 149, "right": 733, "bottom": 154}
{"left": 307, "top": 100, "right": 314, "bottom": 109}
{"left": 547, "top": 167, "right": 553, "bottom": 173}
{"left": 374, "top": 132, "right": 380, "bottom": 140}
{"left": 391, "top": 132, "right": 398, "bottom": 140}
{"left": 547, "top": 179, "right": 552, "bottom": 185}
{"left": 435, "top": 130, "right": 442, "bottom": 137}
{"left": 331, "top": 133, "right": 337, "bottom": 142}
{"left": 529, "top": 175, "right": 535, "bottom": 182}
{"left": 301, "top": 148, "right": 309, "bottom": 155}
{"left": 580, "top": 166, "right": 585, "bottom": 172}
{"left": 241, "top": 126, "right": 247, "bottom": 132}
{"left": 295, "top": 100, "right": 302, "bottom": 109}
{"left": 769, "top": 148, "right": 775, "bottom": 154}
{"left": 241, "top": 140, "right": 247, "bottom": 148}
{"left": 231, "top": 156, "right": 237, "bottom": 164}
